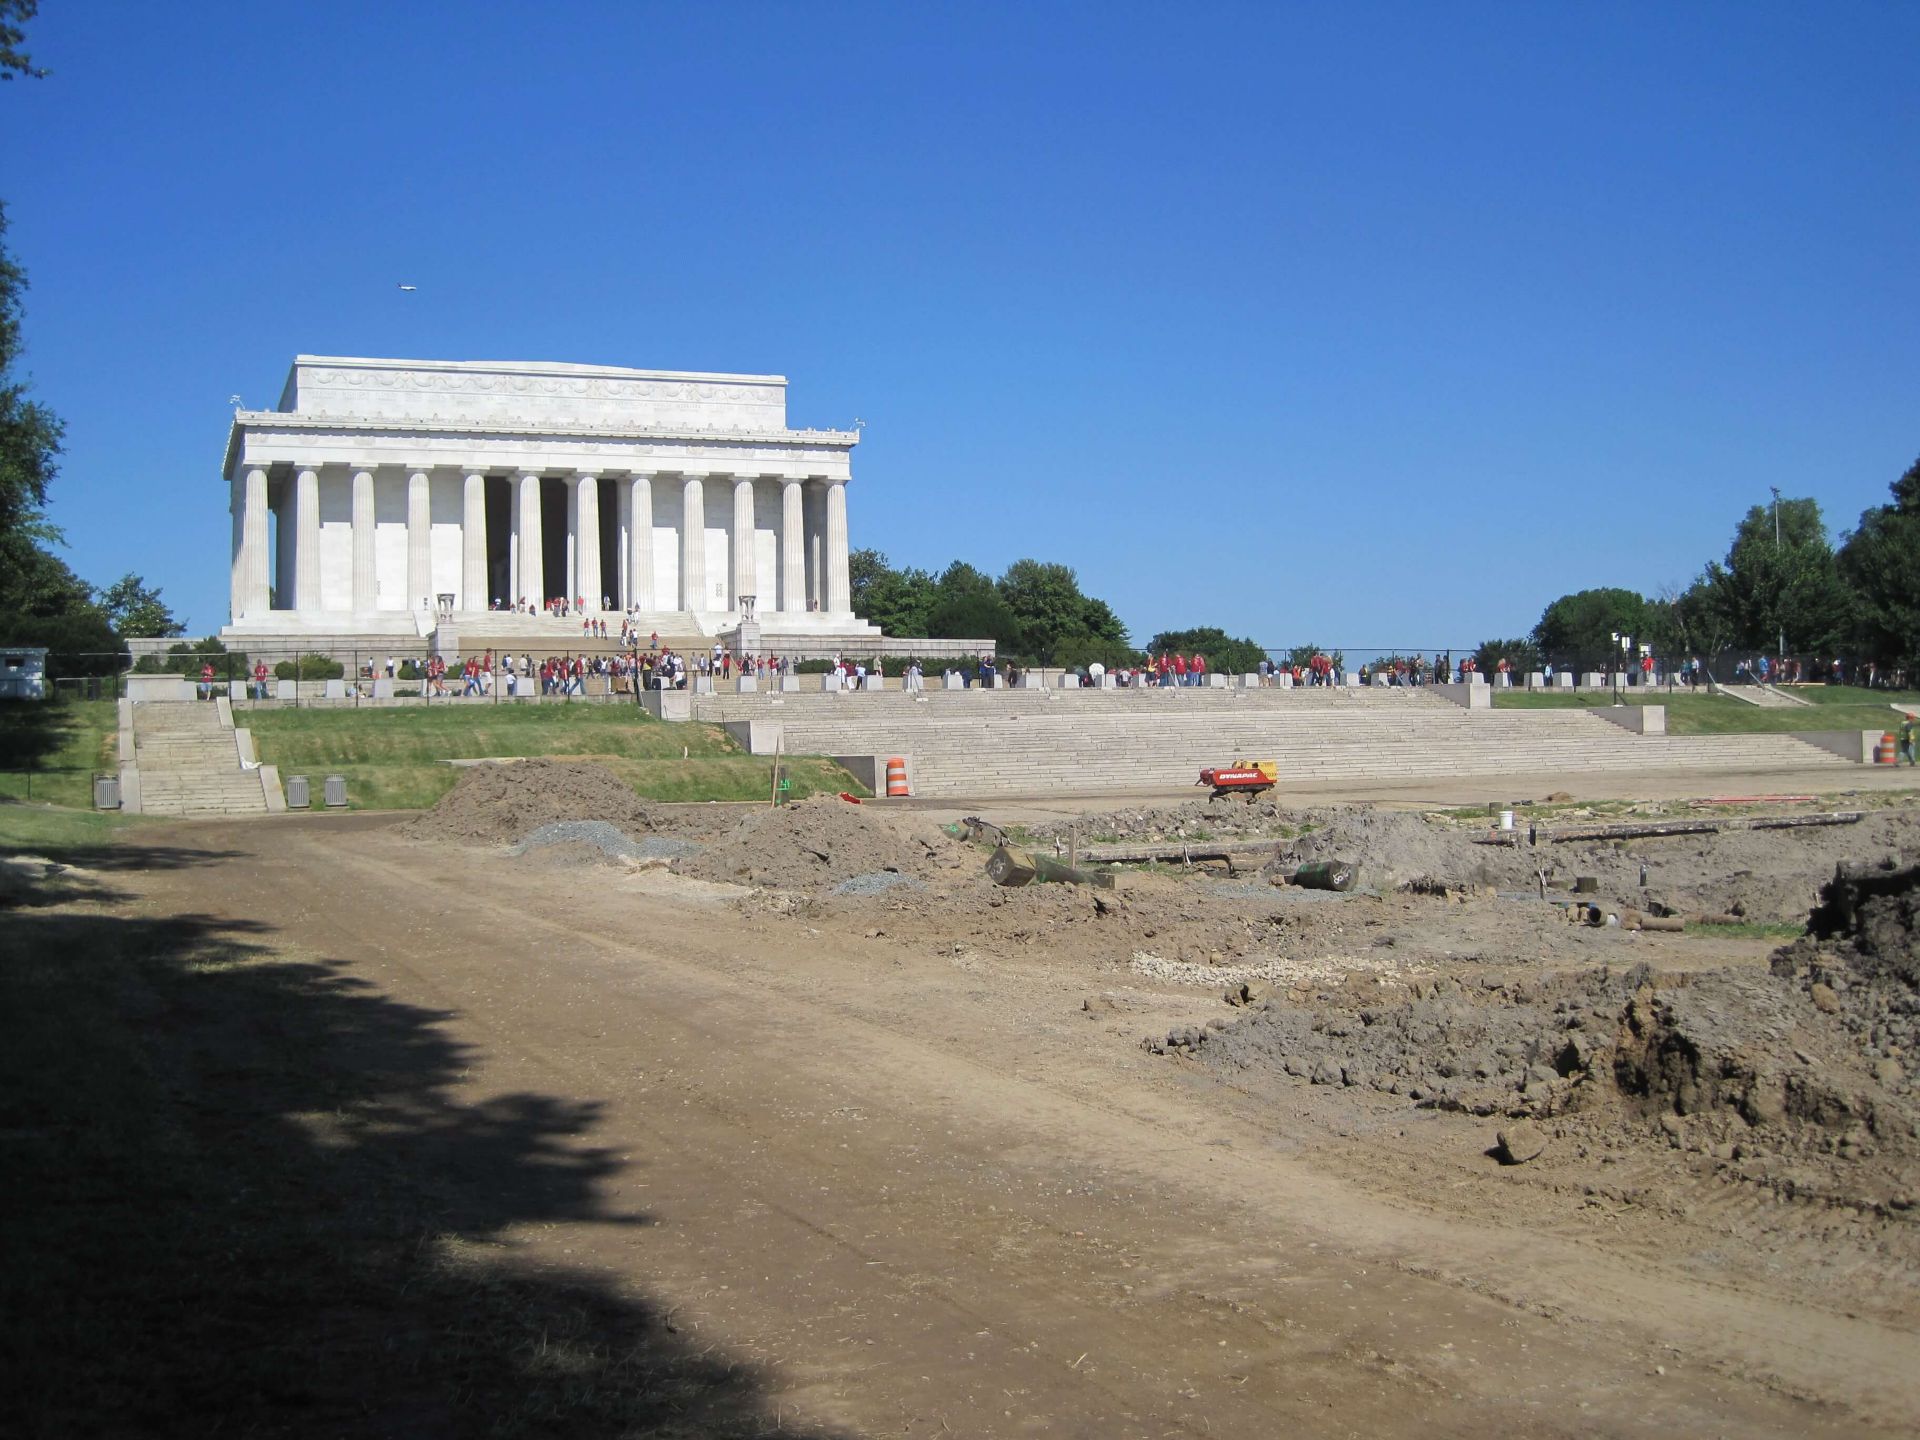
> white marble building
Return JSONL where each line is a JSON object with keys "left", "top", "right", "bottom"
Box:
{"left": 221, "top": 355, "right": 880, "bottom": 644}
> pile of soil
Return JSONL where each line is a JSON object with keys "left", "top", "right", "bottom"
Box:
{"left": 402, "top": 759, "right": 656, "bottom": 846}
{"left": 1280, "top": 808, "right": 1525, "bottom": 890}
{"left": 1771, "top": 859, "right": 1919, "bottom": 1089}
{"left": 1170, "top": 854, "right": 1920, "bottom": 1210}
{"left": 672, "top": 797, "right": 970, "bottom": 890}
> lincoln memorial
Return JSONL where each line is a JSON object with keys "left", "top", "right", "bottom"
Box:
{"left": 220, "top": 355, "right": 884, "bottom": 649}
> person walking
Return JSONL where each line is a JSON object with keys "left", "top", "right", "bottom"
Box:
{"left": 1899, "top": 713, "right": 1919, "bottom": 766}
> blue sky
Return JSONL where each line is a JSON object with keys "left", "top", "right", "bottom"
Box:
{"left": 6, "top": 1, "right": 1917, "bottom": 647}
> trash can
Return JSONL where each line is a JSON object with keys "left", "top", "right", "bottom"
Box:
{"left": 286, "top": 774, "right": 311, "bottom": 809}
{"left": 93, "top": 773, "right": 120, "bottom": 810}
{"left": 324, "top": 774, "right": 348, "bottom": 808}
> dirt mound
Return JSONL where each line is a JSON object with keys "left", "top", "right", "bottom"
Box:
{"left": 1165, "top": 852, "right": 1920, "bottom": 1210}
{"left": 1797, "top": 858, "right": 1920, "bottom": 991}
{"left": 1770, "top": 860, "right": 1919, "bottom": 1089}
{"left": 1182, "top": 965, "right": 1643, "bottom": 1116}
{"left": 1282, "top": 808, "right": 1526, "bottom": 890}
{"left": 402, "top": 759, "right": 656, "bottom": 846}
{"left": 672, "top": 796, "right": 970, "bottom": 890}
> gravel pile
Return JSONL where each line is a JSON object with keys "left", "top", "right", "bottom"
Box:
{"left": 832, "top": 871, "right": 928, "bottom": 897}
{"left": 508, "top": 821, "right": 699, "bottom": 863}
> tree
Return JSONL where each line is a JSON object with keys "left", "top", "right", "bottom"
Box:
{"left": 1, "top": 1, "right": 47, "bottom": 81}
{"left": 97, "top": 572, "right": 185, "bottom": 639}
{"left": 0, "top": 201, "right": 63, "bottom": 544}
{"left": 1705, "top": 497, "right": 1852, "bottom": 656}
{"left": 847, "top": 547, "right": 889, "bottom": 616}
{"left": 849, "top": 548, "right": 937, "bottom": 637}
{"left": 925, "top": 562, "right": 1020, "bottom": 650}
{"left": 1473, "top": 636, "right": 1541, "bottom": 675}
{"left": 1283, "top": 642, "right": 1347, "bottom": 672}
{"left": 995, "top": 559, "right": 1129, "bottom": 661}
{"left": 1532, "top": 588, "right": 1653, "bottom": 670}
{"left": 1838, "top": 456, "right": 1920, "bottom": 673}
{"left": 1147, "top": 626, "right": 1266, "bottom": 675}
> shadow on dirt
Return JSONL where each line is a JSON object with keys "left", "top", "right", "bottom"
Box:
{"left": 0, "top": 891, "right": 849, "bottom": 1437}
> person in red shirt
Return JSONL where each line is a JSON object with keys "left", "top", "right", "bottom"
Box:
{"left": 1190, "top": 653, "right": 1207, "bottom": 686}
{"left": 1172, "top": 653, "right": 1189, "bottom": 687}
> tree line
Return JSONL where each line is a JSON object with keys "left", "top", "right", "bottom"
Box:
{"left": 1492, "top": 467, "right": 1918, "bottom": 679}
{"left": 850, "top": 550, "right": 1353, "bottom": 677}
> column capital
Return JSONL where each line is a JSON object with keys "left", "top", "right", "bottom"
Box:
{"left": 679, "top": 470, "right": 710, "bottom": 483}
{"left": 513, "top": 468, "right": 544, "bottom": 483}
{"left": 572, "top": 469, "right": 600, "bottom": 482}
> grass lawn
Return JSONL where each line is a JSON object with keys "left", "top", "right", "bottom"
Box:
{"left": 0, "top": 698, "right": 119, "bottom": 809}
{"left": 0, "top": 802, "right": 141, "bottom": 858}
{"left": 242, "top": 703, "right": 864, "bottom": 808}
{"left": 1492, "top": 686, "right": 1920, "bottom": 736}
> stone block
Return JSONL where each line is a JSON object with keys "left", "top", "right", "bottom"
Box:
{"left": 820, "top": 673, "right": 842, "bottom": 692}
{"left": 943, "top": 674, "right": 967, "bottom": 689}
{"left": 1581, "top": 672, "right": 1605, "bottom": 690}
{"left": 372, "top": 678, "right": 394, "bottom": 699}
{"left": 1526, "top": 671, "right": 1545, "bottom": 689}
{"left": 641, "top": 689, "right": 692, "bottom": 721}
{"left": 735, "top": 675, "right": 757, "bottom": 693}
{"left": 276, "top": 678, "right": 299, "bottom": 700}
{"left": 1206, "top": 673, "right": 1227, "bottom": 688}
{"left": 126, "top": 674, "right": 193, "bottom": 704}
{"left": 1553, "top": 673, "right": 1575, "bottom": 689}
{"left": 779, "top": 675, "right": 800, "bottom": 691}
{"left": 694, "top": 676, "right": 714, "bottom": 694}
{"left": 323, "top": 679, "right": 349, "bottom": 700}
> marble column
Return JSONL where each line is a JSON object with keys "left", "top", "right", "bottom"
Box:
{"left": 807, "top": 482, "right": 824, "bottom": 611}
{"left": 730, "top": 476, "right": 756, "bottom": 610}
{"left": 406, "top": 470, "right": 431, "bottom": 613}
{"left": 351, "top": 467, "right": 377, "bottom": 615}
{"left": 780, "top": 479, "right": 805, "bottom": 613}
{"left": 275, "top": 481, "right": 294, "bottom": 610}
{"left": 241, "top": 466, "right": 269, "bottom": 617}
{"left": 680, "top": 473, "right": 706, "bottom": 611}
{"left": 294, "top": 466, "right": 321, "bottom": 614}
{"left": 229, "top": 477, "right": 245, "bottom": 622}
{"left": 573, "top": 471, "right": 601, "bottom": 610}
{"left": 462, "top": 471, "right": 488, "bottom": 610}
{"left": 627, "top": 472, "right": 654, "bottom": 612}
{"left": 825, "top": 479, "right": 850, "bottom": 613}
{"left": 514, "top": 471, "right": 542, "bottom": 605}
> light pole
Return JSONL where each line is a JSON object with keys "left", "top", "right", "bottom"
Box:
{"left": 1769, "top": 487, "right": 1785, "bottom": 662}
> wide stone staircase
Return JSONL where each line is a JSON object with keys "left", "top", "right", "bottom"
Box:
{"left": 132, "top": 702, "right": 270, "bottom": 817}
{"left": 441, "top": 612, "right": 709, "bottom": 660}
{"left": 692, "top": 686, "right": 1854, "bottom": 797}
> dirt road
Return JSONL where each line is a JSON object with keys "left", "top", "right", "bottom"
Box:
{"left": 114, "top": 813, "right": 1918, "bottom": 1437}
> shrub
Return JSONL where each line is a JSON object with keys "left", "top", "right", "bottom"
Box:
{"left": 273, "top": 653, "right": 345, "bottom": 681}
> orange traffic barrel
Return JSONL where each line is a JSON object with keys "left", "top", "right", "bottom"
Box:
{"left": 1877, "top": 732, "right": 1898, "bottom": 764}
{"left": 885, "top": 756, "right": 910, "bottom": 797}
